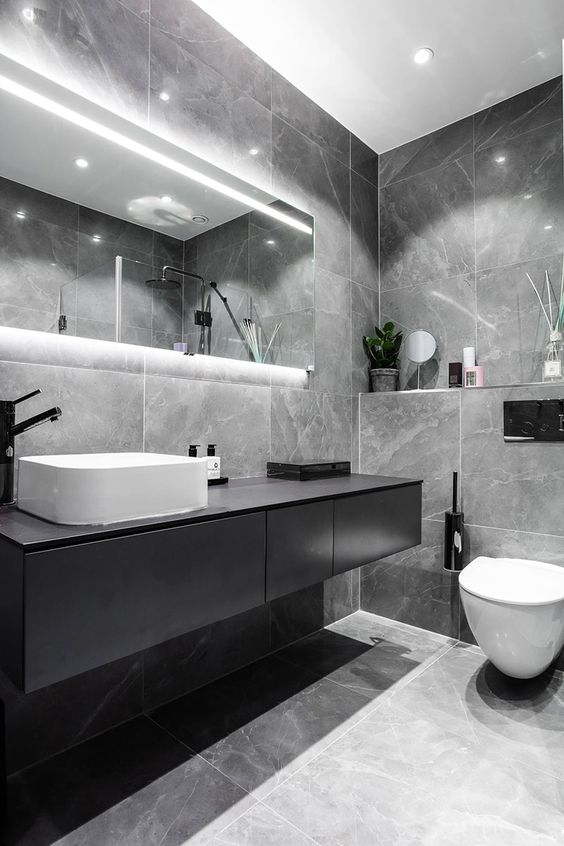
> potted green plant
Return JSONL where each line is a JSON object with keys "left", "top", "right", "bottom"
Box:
{"left": 363, "top": 321, "right": 402, "bottom": 392}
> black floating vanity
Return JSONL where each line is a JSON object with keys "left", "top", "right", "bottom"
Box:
{"left": 0, "top": 474, "right": 422, "bottom": 694}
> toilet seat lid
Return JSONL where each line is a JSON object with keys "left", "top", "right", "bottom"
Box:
{"left": 459, "top": 556, "right": 564, "bottom": 606}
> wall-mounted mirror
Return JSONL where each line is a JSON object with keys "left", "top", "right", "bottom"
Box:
{"left": 0, "top": 57, "right": 314, "bottom": 368}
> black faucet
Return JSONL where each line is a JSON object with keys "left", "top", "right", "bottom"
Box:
{"left": 0, "top": 389, "right": 62, "bottom": 506}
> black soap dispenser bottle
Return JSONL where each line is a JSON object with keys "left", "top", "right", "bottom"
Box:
{"left": 444, "top": 471, "right": 464, "bottom": 571}
{"left": 188, "top": 444, "right": 200, "bottom": 458}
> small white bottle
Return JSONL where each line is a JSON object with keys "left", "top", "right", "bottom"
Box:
{"left": 207, "top": 444, "right": 221, "bottom": 480}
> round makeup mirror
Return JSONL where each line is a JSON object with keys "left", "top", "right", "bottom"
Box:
{"left": 405, "top": 330, "right": 437, "bottom": 364}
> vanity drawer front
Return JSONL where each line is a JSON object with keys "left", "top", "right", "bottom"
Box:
{"left": 23, "top": 512, "right": 265, "bottom": 692}
{"left": 333, "top": 485, "right": 421, "bottom": 575}
{"left": 266, "top": 501, "right": 333, "bottom": 600}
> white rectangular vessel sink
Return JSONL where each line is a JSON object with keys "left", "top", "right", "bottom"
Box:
{"left": 17, "top": 453, "right": 209, "bottom": 525}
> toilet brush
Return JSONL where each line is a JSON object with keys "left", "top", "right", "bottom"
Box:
{"left": 444, "top": 471, "right": 464, "bottom": 571}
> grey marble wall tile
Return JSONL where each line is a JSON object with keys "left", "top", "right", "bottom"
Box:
{"left": 380, "top": 156, "right": 475, "bottom": 291}
{"left": 78, "top": 207, "right": 153, "bottom": 254}
{"left": 464, "top": 522, "right": 564, "bottom": 568}
{"left": 351, "top": 395, "right": 360, "bottom": 472}
{"left": 380, "top": 116, "right": 473, "bottom": 187}
{"left": 361, "top": 518, "right": 460, "bottom": 638}
{"left": 0, "top": 360, "right": 144, "bottom": 461}
{"left": 0, "top": 0, "right": 150, "bottom": 124}
{"left": 75, "top": 317, "right": 116, "bottom": 342}
{"left": 196, "top": 216, "right": 250, "bottom": 255}
{"left": 474, "top": 77, "right": 563, "bottom": 151}
{"left": 351, "top": 134, "right": 378, "bottom": 187}
{"left": 272, "top": 116, "right": 350, "bottom": 279}
{"left": 269, "top": 584, "right": 326, "bottom": 651}
{"left": 313, "top": 268, "right": 351, "bottom": 395}
{"left": 153, "top": 231, "right": 184, "bottom": 267}
{"left": 475, "top": 185, "right": 564, "bottom": 272}
{"left": 350, "top": 172, "right": 379, "bottom": 290}
{"left": 0, "top": 326, "right": 145, "bottom": 373}
{"left": 144, "top": 375, "right": 270, "bottom": 477}
{"left": 474, "top": 120, "right": 562, "bottom": 202}
{"left": 143, "top": 345, "right": 272, "bottom": 386}
{"left": 261, "top": 309, "right": 314, "bottom": 371}
{"left": 149, "top": 27, "right": 272, "bottom": 189}
{"left": 0, "top": 655, "right": 142, "bottom": 774}
{"left": 143, "top": 604, "right": 271, "bottom": 711}
{"left": 0, "top": 176, "right": 78, "bottom": 230}
{"left": 381, "top": 274, "right": 476, "bottom": 390}
{"left": 0, "top": 207, "right": 77, "bottom": 316}
{"left": 461, "top": 384, "right": 564, "bottom": 536}
{"left": 150, "top": 0, "right": 271, "bottom": 108}
{"left": 249, "top": 226, "right": 314, "bottom": 316}
{"left": 359, "top": 390, "right": 461, "bottom": 519}
{"left": 476, "top": 254, "right": 562, "bottom": 386}
{"left": 272, "top": 72, "right": 350, "bottom": 166}
{"left": 351, "top": 282, "right": 377, "bottom": 395}
{"left": 323, "top": 572, "right": 358, "bottom": 626}
{"left": 0, "top": 305, "right": 60, "bottom": 334}
{"left": 271, "top": 388, "right": 352, "bottom": 463}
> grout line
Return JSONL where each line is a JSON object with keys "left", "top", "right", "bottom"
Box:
{"left": 255, "top": 802, "right": 322, "bottom": 845}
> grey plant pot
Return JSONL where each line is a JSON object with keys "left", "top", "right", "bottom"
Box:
{"left": 369, "top": 368, "right": 399, "bottom": 392}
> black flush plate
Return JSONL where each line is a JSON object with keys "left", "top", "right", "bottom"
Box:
{"left": 503, "top": 399, "right": 564, "bottom": 442}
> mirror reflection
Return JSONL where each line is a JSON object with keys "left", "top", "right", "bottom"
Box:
{"left": 0, "top": 59, "right": 314, "bottom": 368}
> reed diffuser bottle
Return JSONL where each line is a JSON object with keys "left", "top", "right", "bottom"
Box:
{"left": 526, "top": 268, "right": 564, "bottom": 382}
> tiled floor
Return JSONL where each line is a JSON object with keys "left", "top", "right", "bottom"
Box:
{"left": 5, "top": 611, "right": 564, "bottom": 845}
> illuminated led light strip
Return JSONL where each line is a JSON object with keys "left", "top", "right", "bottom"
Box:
{"left": 0, "top": 74, "right": 313, "bottom": 235}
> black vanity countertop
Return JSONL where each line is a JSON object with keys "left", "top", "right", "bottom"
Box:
{"left": 0, "top": 473, "right": 422, "bottom": 551}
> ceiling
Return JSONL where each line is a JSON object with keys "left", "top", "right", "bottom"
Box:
{"left": 194, "top": 0, "right": 564, "bottom": 152}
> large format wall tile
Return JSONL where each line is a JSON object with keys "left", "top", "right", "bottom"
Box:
{"left": 272, "top": 117, "right": 351, "bottom": 279}
{"left": 380, "top": 116, "right": 473, "bottom": 187}
{"left": 359, "top": 390, "right": 461, "bottom": 519}
{"left": 361, "top": 518, "right": 459, "bottom": 638}
{"left": 271, "top": 388, "right": 352, "bottom": 463}
{"left": 350, "top": 171, "right": 379, "bottom": 290}
{"left": 461, "top": 384, "right": 564, "bottom": 536}
{"left": 144, "top": 375, "right": 270, "bottom": 477}
{"left": 351, "top": 282, "right": 377, "bottom": 394}
{"left": 474, "top": 77, "right": 562, "bottom": 151}
{"left": 313, "top": 268, "right": 351, "bottom": 395}
{"left": 0, "top": 0, "right": 150, "bottom": 124}
{"left": 464, "top": 523, "right": 564, "bottom": 568}
{"left": 351, "top": 134, "right": 379, "bottom": 188}
{"left": 380, "top": 156, "right": 475, "bottom": 291}
{"left": 381, "top": 273, "right": 476, "bottom": 390}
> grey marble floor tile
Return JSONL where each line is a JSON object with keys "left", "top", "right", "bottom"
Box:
{"left": 208, "top": 803, "right": 315, "bottom": 846}
{"left": 6, "top": 716, "right": 255, "bottom": 846}
{"left": 150, "top": 653, "right": 372, "bottom": 801}
{"left": 265, "top": 660, "right": 564, "bottom": 845}
{"left": 277, "top": 609, "right": 452, "bottom": 701}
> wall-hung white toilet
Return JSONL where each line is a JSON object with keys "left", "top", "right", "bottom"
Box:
{"left": 459, "top": 556, "right": 564, "bottom": 679}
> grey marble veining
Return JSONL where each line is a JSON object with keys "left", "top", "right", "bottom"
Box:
{"left": 270, "top": 387, "right": 352, "bottom": 464}
{"left": 144, "top": 374, "right": 270, "bottom": 478}
{"left": 381, "top": 273, "right": 476, "bottom": 390}
{"left": 351, "top": 282, "right": 377, "bottom": 395}
{"left": 272, "top": 116, "right": 351, "bottom": 280}
{"left": 474, "top": 76, "right": 563, "bottom": 152}
{"left": 464, "top": 523, "right": 564, "bottom": 568}
{"left": 359, "top": 390, "right": 460, "bottom": 519}
{"left": 272, "top": 72, "right": 350, "bottom": 166}
{"left": 380, "top": 155, "right": 475, "bottom": 291}
{"left": 313, "top": 268, "right": 351, "bottom": 395}
{"left": 461, "top": 384, "right": 564, "bottom": 536}
{"left": 476, "top": 253, "right": 562, "bottom": 385}
{"left": 380, "top": 115, "right": 473, "bottom": 187}
{"left": 350, "top": 134, "right": 379, "bottom": 188}
{"left": 350, "top": 171, "right": 379, "bottom": 290}
{"left": 208, "top": 803, "right": 314, "bottom": 846}
{"left": 265, "top": 645, "right": 564, "bottom": 845}
{"left": 0, "top": 0, "right": 150, "bottom": 125}
{"left": 0, "top": 175, "right": 79, "bottom": 231}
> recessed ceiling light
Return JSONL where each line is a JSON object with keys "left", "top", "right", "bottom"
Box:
{"left": 544, "top": 224, "right": 553, "bottom": 230}
{"left": 22, "top": 7, "right": 35, "bottom": 22}
{"left": 15, "top": 210, "right": 26, "bottom": 219}
{"left": 74, "top": 157, "right": 89, "bottom": 168}
{"left": 495, "top": 155, "right": 506, "bottom": 164}
{"left": 266, "top": 239, "right": 275, "bottom": 245}
{"left": 159, "top": 91, "right": 170, "bottom": 102}
{"left": 191, "top": 214, "right": 209, "bottom": 224}
{"left": 249, "top": 148, "right": 259, "bottom": 156}
{"left": 523, "top": 193, "right": 533, "bottom": 200}
{"left": 413, "top": 47, "right": 434, "bottom": 65}
{"left": 160, "top": 195, "right": 172, "bottom": 203}
{"left": 91, "top": 234, "right": 102, "bottom": 242}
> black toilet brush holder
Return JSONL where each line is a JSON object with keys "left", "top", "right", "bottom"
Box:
{"left": 444, "top": 471, "right": 464, "bottom": 571}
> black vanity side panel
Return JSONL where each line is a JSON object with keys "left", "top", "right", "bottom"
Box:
{"left": 23, "top": 512, "right": 265, "bottom": 692}
{"left": 333, "top": 485, "right": 422, "bottom": 575}
{"left": 0, "top": 538, "right": 24, "bottom": 689}
{"left": 266, "top": 500, "right": 334, "bottom": 601}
